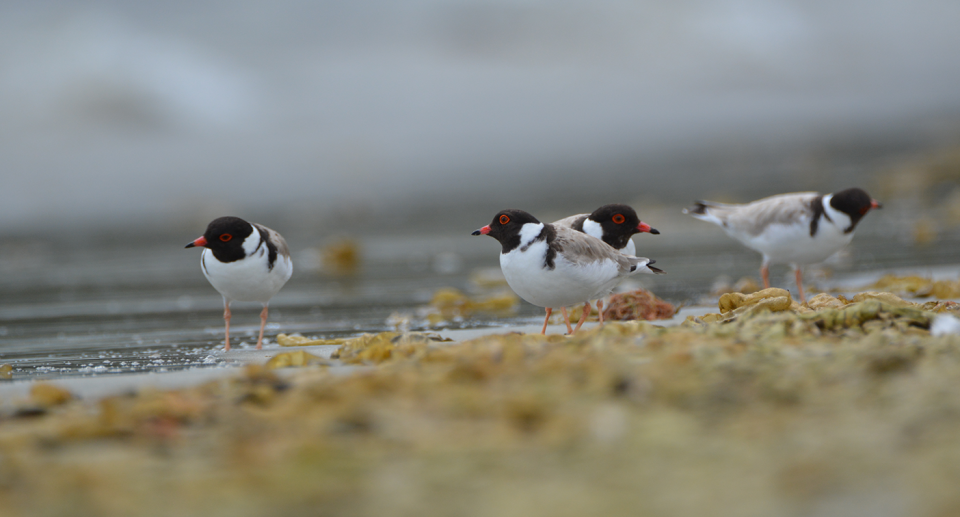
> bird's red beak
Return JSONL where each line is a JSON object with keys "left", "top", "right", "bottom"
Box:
{"left": 185, "top": 236, "right": 208, "bottom": 248}
{"left": 871, "top": 199, "right": 882, "bottom": 209}
{"left": 471, "top": 225, "right": 491, "bottom": 236}
{"left": 637, "top": 222, "right": 660, "bottom": 235}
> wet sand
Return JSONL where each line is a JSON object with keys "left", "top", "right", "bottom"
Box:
{"left": 3, "top": 261, "right": 955, "bottom": 403}
{"left": 3, "top": 273, "right": 960, "bottom": 517}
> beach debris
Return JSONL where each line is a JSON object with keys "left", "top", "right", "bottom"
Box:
{"left": 865, "top": 274, "right": 960, "bottom": 299}
{"left": 276, "top": 333, "right": 348, "bottom": 347}
{"left": 711, "top": 276, "right": 762, "bottom": 296}
{"left": 232, "top": 364, "right": 290, "bottom": 405}
{"left": 469, "top": 267, "right": 509, "bottom": 288}
{"left": 386, "top": 312, "right": 412, "bottom": 332}
{"left": 127, "top": 390, "right": 209, "bottom": 426}
{"left": 719, "top": 288, "right": 798, "bottom": 315}
{"left": 912, "top": 217, "right": 938, "bottom": 245}
{"left": 682, "top": 289, "right": 941, "bottom": 336}
{"left": 848, "top": 291, "right": 917, "bottom": 306}
{"left": 332, "top": 331, "right": 451, "bottom": 364}
{"left": 601, "top": 288, "right": 676, "bottom": 321}
{"left": 867, "top": 274, "right": 933, "bottom": 296}
{"left": 266, "top": 350, "right": 329, "bottom": 369}
{"left": 931, "top": 314, "right": 960, "bottom": 336}
{"left": 92, "top": 389, "right": 211, "bottom": 441}
{"left": 30, "top": 383, "right": 74, "bottom": 408}
{"left": 320, "top": 238, "right": 361, "bottom": 276}
{"left": 425, "top": 287, "right": 518, "bottom": 324}
{"left": 931, "top": 281, "right": 960, "bottom": 299}
{"left": 733, "top": 277, "right": 761, "bottom": 294}
{"left": 805, "top": 293, "right": 846, "bottom": 310}
{"left": 797, "top": 300, "right": 930, "bottom": 332}
{"left": 0, "top": 364, "right": 11, "bottom": 380}
{"left": 919, "top": 300, "right": 960, "bottom": 313}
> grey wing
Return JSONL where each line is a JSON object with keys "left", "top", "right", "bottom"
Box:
{"left": 255, "top": 224, "right": 291, "bottom": 259}
{"left": 725, "top": 193, "right": 818, "bottom": 236}
{"left": 691, "top": 192, "right": 819, "bottom": 236}
{"left": 552, "top": 213, "right": 588, "bottom": 229}
{"left": 553, "top": 226, "right": 638, "bottom": 273}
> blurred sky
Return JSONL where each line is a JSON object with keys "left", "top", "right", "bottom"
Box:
{"left": 2, "top": 0, "right": 960, "bottom": 234}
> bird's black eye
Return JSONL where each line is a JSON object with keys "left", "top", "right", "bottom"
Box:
{"left": 499, "top": 214, "right": 510, "bottom": 225}
{"left": 612, "top": 214, "right": 625, "bottom": 224}
{"left": 220, "top": 234, "right": 233, "bottom": 242}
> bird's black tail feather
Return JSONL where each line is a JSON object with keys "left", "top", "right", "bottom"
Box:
{"left": 683, "top": 201, "right": 710, "bottom": 215}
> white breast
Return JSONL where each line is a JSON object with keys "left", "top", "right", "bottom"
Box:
{"left": 736, "top": 197, "right": 855, "bottom": 266}
{"left": 201, "top": 234, "right": 293, "bottom": 303}
{"left": 500, "top": 240, "right": 625, "bottom": 309}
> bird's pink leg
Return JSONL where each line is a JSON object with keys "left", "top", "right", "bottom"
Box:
{"left": 541, "top": 308, "right": 553, "bottom": 335}
{"left": 560, "top": 307, "right": 574, "bottom": 334}
{"left": 761, "top": 263, "right": 770, "bottom": 289}
{"left": 596, "top": 299, "right": 605, "bottom": 325}
{"left": 223, "top": 301, "right": 232, "bottom": 351}
{"left": 795, "top": 268, "right": 806, "bottom": 304}
{"left": 572, "top": 302, "right": 591, "bottom": 333}
{"left": 257, "top": 305, "right": 269, "bottom": 350}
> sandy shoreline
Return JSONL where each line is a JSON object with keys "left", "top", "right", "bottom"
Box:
{"left": 0, "top": 301, "right": 726, "bottom": 405}
{"left": 3, "top": 272, "right": 960, "bottom": 517}
{"left": 3, "top": 262, "right": 958, "bottom": 405}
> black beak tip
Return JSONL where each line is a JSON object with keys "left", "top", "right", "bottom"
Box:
{"left": 184, "top": 243, "right": 196, "bottom": 248}
{"left": 471, "top": 230, "right": 481, "bottom": 236}
{"left": 649, "top": 228, "right": 660, "bottom": 235}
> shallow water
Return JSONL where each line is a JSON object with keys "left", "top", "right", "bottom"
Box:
{"left": 2, "top": 205, "right": 959, "bottom": 381}
{"left": 0, "top": 231, "right": 505, "bottom": 380}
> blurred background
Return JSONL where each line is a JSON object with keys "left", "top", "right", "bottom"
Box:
{"left": 1, "top": 0, "right": 959, "bottom": 233}
{"left": 2, "top": 0, "right": 960, "bottom": 377}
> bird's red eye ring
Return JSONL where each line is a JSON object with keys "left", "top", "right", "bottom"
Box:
{"left": 499, "top": 214, "right": 510, "bottom": 225}
{"left": 219, "top": 234, "right": 233, "bottom": 242}
{"left": 612, "top": 214, "right": 625, "bottom": 224}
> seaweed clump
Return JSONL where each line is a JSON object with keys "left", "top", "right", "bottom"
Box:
{"left": 602, "top": 288, "right": 676, "bottom": 321}
{"left": 867, "top": 274, "right": 960, "bottom": 299}
{"left": 425, "top": 287, "right": 518, "bottom": 324}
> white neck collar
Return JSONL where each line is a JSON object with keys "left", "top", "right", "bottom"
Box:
{"left": 582, "top": 218, "right": 603, "bottom": 241}
{"left": 518, "top": 222, "right": 545, "bottom": 248}
{"left": 241, "top": 225, "right": 262, "bottom": 255}
{"left": 822, "top": 194, "right": 852, "bottom": 228}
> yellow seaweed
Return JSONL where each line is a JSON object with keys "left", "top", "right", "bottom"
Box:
{"left": 320, "top": 238, "right": 361, "bottom": 276}
{"left": 427, "top": 287, "right": 518, "bottom": 322}
{"left": 266, "top": 350, "right": 328, "bottom": 369}
{"left": 30, "top": 383, "right": 74, "bottom": 407}
{"left": 276, "top": 333, "right": 348, "bottom": 347}
{"left": 865, "top": 274, "right": 960, "bottom": 299}
{"left": 718, "top": 288, "right": 794, "bottom": 314}
{"left": 850, "top": 291, "right": 916, "bottom": 306}
{"left": 332, "top": 331, "right": 453, "bottom": 364}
